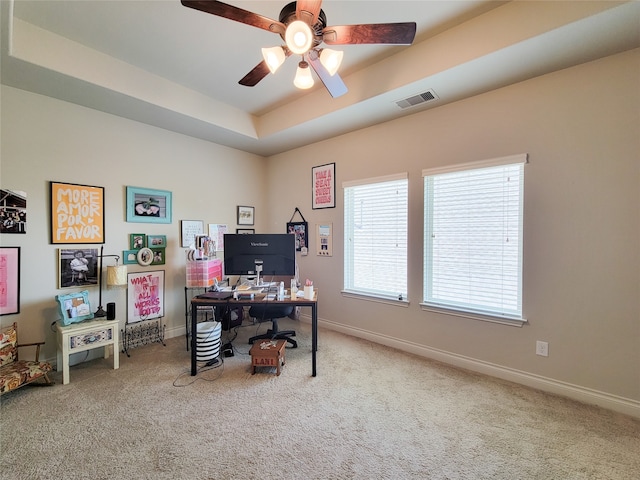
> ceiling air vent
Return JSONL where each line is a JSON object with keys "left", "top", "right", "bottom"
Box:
{"left": 395, "top": 90, "right": 438, "bottom": 109}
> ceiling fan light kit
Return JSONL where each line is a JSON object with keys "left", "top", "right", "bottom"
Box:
{"left": 285, "top": 20, "right": 314, "bottom": 55}
{"left": 319, "top": 48, "right": 343, "bottom": 76}
{"left": 294, "top": 61, "right": 314, "bottom": 89}
{"left": 262, "top": 46, "right": 287, "bottom": 74}
{"left": 181, "top": 0, "right": 416, "bottom": 97}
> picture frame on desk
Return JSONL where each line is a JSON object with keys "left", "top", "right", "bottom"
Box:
{"left": 236, "top": 228, "right": 254, "bottom": 234}
{"left": 55, "top": 290, "right": 94, "bottom": 326}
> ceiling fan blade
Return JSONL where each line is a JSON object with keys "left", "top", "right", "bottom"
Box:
{"left": 239, "top": 61, "right": 271, "bottom": 87}
{"left": 323, "top": 22, "right": 417, "bottom": 45}
{"left": 296, "top": 0, "right": 323, "bottom": 26}
{"left": 307, "top": 50, "right": 348, "bottom": 98}
{"left": 181, "top": 1, "right": 285, "bottom": 35}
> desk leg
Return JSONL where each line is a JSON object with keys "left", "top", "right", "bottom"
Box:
{"left": 191, "top": 303, "right": 198, "bottom": 375}
{"left": 312, "top": 303, "right": 317, "bottom": 377}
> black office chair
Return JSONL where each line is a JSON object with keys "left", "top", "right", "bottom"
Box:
{"left": 248, "top": 304, "right": 297, "bottom": 348}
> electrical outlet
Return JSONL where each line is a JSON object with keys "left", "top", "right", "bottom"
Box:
{"left": 536, "top": 340, "right": 549, "bottom": 357}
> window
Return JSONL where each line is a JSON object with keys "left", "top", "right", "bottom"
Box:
{"left": 344, "top": 173, "right": 408, "bottom": 301}
{"left": 423, "top": 154, "right": 526, "bottom": 321}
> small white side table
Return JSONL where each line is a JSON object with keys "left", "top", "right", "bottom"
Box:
{"left": 56, "top": 318, "right": 120, "bottom": 385}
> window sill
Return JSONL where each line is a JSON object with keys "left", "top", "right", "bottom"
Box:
{"left": 341, "top": 290, "right": 409, "bottom": 307}
{"left": 420, "top": 303, "right": 527, "bottom": 327}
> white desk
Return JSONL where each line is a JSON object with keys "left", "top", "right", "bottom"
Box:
{"left": 56, "top": 318, "right": 119, "bottom": 385}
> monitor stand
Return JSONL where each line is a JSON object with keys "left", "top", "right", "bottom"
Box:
{"left": 254, "top": 260, "right": 263, "bottom": 287}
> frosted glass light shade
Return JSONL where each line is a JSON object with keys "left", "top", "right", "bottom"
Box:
{"left": 294, "top": 61, "right": 314, "bottom": 89}
{"left": 285, "top": 20, "right": 313, "bottom": 55}
{"left": 262, "top": 46, "right": 286, "bottom": 74}
{"left": 320, "top": 49, "right": 343, "bottom": 76}
{"left": 107, "top": 265, "right": 127, "bottom": 286}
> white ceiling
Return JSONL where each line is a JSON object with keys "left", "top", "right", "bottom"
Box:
{"left": 2, "top": 1, "right": 639, "bottom": 156}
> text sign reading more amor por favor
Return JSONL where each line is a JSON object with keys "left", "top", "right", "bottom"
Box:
{"left": 51, "top": 183, "right": 104, "bottom": 243}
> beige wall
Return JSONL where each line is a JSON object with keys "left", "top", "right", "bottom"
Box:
{"left": 266, "top": 49, "right": 640, "bottom": 410}
{"left": 1, "top": 86, "right": 266, "bottom": 361}
{"left": 1, "top": 48, "right": 638, "bottom": 415}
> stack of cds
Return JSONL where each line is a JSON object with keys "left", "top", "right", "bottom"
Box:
{"left": 195, "top": 321, "right": 222, "bottom": 362}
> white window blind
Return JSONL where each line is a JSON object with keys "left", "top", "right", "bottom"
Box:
{"left": 423, "top": 155, "right": 526, "bottom": 319}
{"left": 344, "top": 173, "right": 408, "bottom": 300}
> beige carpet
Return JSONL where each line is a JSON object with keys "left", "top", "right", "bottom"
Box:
{"left": 1, "top": 318, "right": 639, "bottom": 480}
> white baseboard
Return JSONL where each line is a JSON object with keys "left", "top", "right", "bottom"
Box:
{"left": 308, "top": 316, "right": 640, "bottom": 419}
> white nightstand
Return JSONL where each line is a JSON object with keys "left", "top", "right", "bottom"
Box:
{"left": 56, "top": 318, "right": 120, "bottom": 385}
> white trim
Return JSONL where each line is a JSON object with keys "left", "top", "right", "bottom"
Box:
{"left": 342, "top": 172, "right": 407, "bottom": 188}
{"left": 302, "top": 315, "right": 640, "bottom": 419}
{"left": 341, "top": 289, "right": 410, "bottom": 307}
{"left": 422, "top": 153, "right": 528, "bottom": 177}
{"left": 421, "top": 303, "right": 527, "bottom": 327}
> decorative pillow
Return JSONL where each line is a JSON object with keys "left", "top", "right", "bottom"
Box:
{"left": 0, "top": 324, "right": 18, "bottom": 366}
{"left": 55, "top": 290, "right": 94, "bottom": 326}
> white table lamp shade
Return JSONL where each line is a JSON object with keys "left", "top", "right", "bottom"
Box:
{"left": 107, "top": 265, "right": 127, "bottom": 286}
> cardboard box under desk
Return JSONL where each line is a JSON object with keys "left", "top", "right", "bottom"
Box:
{"left": 250, "top": 339, "right": 286, "bottom": 375}
{"left": 186, "top": 259, "right": 222, "bottom": 287}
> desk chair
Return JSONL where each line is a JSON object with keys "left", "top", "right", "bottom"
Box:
{"left": 248, "top": 304, "right": 297, "bottom": 348}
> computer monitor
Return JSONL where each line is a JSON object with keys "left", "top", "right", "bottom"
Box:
{"left": 223, "top": 234, "right": 295, "bottom": 282}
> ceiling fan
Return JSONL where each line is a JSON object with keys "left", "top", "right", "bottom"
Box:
{"left": 181, "top": 0, "right": 416, "bottom": 98}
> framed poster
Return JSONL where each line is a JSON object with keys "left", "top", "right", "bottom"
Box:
{"left": 126, "top": 186, "right": 172, "bottom": 224}
{"left": 127, "top": 270, "right": 165, "bottom": 323}
{"left": 312, "top": 163, "right": 335, "bottom": 209}
{"left": 316, "top": 223, "right": 333, "bottom": 256}
{"left": 237, "top": 206, "right": 254, "bottom": 225}
{"left": 287, "top": 222, "right": 308, "bottom": 251}
{"left": 181, "top": 220, "right": 204, "bottom": 248}
{"left": 0, "top": 189, "right": 27, "bottom": 234}
{"left": 58, "top": 248, "right": 99, "bottom": 289}
{"left": 0, "top": 246, "right": 20, "bottom": 316}
{"left": 208, "top": 224, "right": 228, "bottom": 251}
{"left": 50, "top": 182, "right": 105, "bottom": 244}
